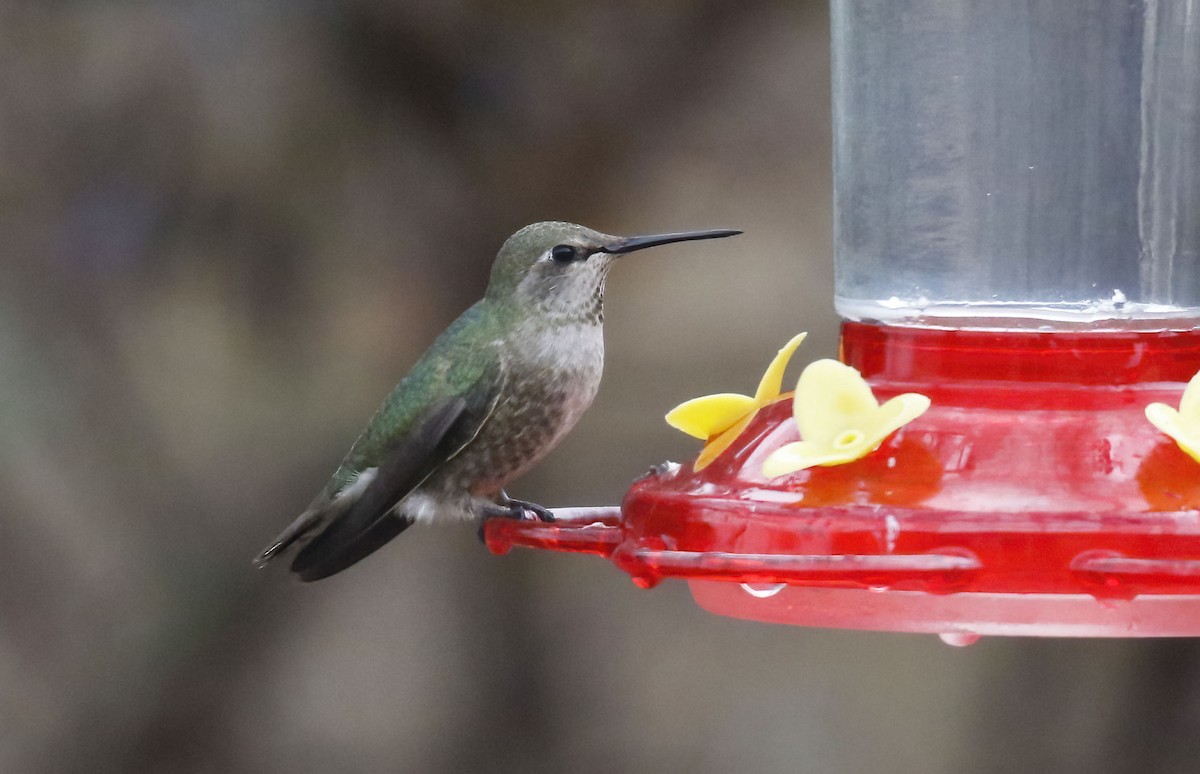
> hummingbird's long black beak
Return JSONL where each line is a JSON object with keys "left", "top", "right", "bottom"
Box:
{"left": 600, "top": 228, "right": 741, "bottom": 255}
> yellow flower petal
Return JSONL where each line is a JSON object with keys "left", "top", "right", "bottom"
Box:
{"left": 865, "top": 393, "right": 932, "bottom": 440}
{"left": 1145, "top": 402, "right": 1179, "bottom": 435}
{"left": 666, "top": 333, "right": 808, "bottom": 466}
{"left": 753, "top": 332, "right": 808, "bottom": 402}
{"left": 762, "top": 441, "right": 859, "bottom": 477}
{"left": 1147, "top": 402, "right": 1200, "bottom": 464}
{"left": 763, "top": 360, "right": 931, "bottom": 478}
{"left": 693, "top": 414, "right": 755, "bottom": 471}
{"left": 1171, "top": 436, "right": 1200, "bottom": 466}
{"left": 1176, "top": 438, "right": 1200, "bottom": 467}
{"left": 793, "top": 359, "right": 879, "bottom": 447}
{"left": 1179, "top": 372, "right": 1200, "bottom": 421}
{"left": 666, "top": 393, "right": 758, "bottom": 439}
{"left": 1147, "top": 371, "right": 1200, "bottom": 465}
{"left": 667, "top": 331, "right": 806, "bottom": 441}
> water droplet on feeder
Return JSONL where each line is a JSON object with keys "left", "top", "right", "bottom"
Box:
{"left": 938, "top": 632, "right": 981, "bottom": 647}
{"left": 740, "top": 583, "right": 786, "bottom": 598}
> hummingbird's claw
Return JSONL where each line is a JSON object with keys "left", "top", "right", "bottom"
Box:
{"left": 477, "top": 498, "right": 556, "bottom": 543}
{"left": 503, "top": 497, "right": 556, "bottom": 523}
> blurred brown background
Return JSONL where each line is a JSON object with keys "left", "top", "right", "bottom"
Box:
{"left": 3, "top": 1, "right": 1200, "bottom": 772}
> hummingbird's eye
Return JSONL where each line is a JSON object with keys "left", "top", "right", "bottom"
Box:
{"left": 550, "top": 244, "right": 579, "bottom": 263}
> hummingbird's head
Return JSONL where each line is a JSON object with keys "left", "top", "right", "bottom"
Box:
{"left": 486, "top": 221, "right": 740, "bottom": 322}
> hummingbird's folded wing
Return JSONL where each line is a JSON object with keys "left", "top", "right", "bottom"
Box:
{"left": 255, "top": 350, "right": 506, "bottom": 581}
{"left": 288, "top": 397, "right": 475, "bottom": 581}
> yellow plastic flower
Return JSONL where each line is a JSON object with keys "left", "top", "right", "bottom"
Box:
{"left": 666, "top": 333, "right": 807, "bottom": 471}
{"left": 1146, "top": 372, "right": 1200, "bottom": 464}
{"left": 762, "top": 359, "right": 931, "bottom": 477}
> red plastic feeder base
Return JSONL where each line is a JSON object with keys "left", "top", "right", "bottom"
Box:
{"left": 486, "top": 322, "right": 1200, "bottom": 637}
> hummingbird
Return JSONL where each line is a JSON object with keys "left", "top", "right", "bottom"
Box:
{"left": 255, "top": 221, "right": 740, "bottom": 581}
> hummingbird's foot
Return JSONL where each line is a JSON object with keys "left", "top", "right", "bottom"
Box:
{"left": 476, "top": 498, "right": 555, "bottom": 543}
{"left": 480, "top": 502, "right": 533, "bottom": 522}
{"left": 500, "top": 496, "right": 556, "bottom": 523}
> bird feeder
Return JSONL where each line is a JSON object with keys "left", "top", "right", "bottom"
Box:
{"left": 486, "top": 0, "right": 1200, "bottom": 638}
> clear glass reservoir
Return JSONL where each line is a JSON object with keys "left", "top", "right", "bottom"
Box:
{"left": 832, "top": 0, "right": 1200, "bottom": 328}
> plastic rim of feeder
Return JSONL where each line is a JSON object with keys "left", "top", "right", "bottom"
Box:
{"left": 485, "top": 321, "right": 1200, "bottom": 638}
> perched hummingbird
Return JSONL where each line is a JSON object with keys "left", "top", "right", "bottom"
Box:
{"left": 255, "top": 221, "right": 739, "bottom": 581}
